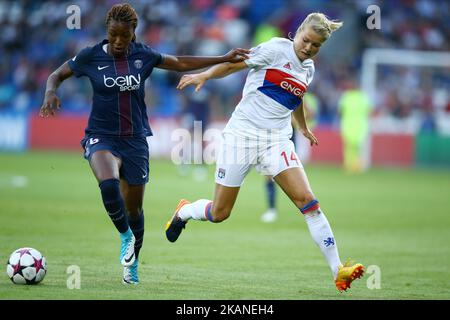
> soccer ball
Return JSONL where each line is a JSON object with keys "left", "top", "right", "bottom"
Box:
{"left": 6, "top": 247, "right": 47, "bottom": 285}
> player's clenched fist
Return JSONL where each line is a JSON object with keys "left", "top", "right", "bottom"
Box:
{"left": 39, "top": 91, "right": 61, "bottom": 117}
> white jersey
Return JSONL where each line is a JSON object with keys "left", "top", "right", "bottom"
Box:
{"left": 223, "top": 37, "right": 315, "bottom": 142}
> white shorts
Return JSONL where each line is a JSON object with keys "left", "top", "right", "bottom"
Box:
{"left": 215, "top": 133, "right": 303, "bottom": 187}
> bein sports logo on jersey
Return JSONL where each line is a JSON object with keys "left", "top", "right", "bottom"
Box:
{"left": 103, "top": 74, "right": 141, "bottom": 91}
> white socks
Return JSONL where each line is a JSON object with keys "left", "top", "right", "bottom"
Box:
{"left": 177, "top": 199, "right": 212, "bottom": 221}
{"left": 177, "top": 197, "right": 341, "bottom": 278}
{"left": 303, "top": 209, "right": 342, "bottom": 278}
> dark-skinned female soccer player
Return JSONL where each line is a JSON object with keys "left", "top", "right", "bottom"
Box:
{"left": 39, "top": 3, "right": 249, "bottom": 284}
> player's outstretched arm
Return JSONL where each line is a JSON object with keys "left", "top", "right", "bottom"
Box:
{"left": 177, "top": 61, "right": 248, "bottom": 92}
{"left": 293, "top": 100, "right": 318, "bottom": 146}
{"left": 39, "top": 62, "right": 74, "bottom": 118}
{"left": 158, "top": 48, "right": 250, "bottom": 72}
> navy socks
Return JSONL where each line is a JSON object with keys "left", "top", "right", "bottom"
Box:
{"left": 128, "top": 212, "right": 144, "bottom": 260}
{"left": 99, "top": 179, "right": 129, "bottom": 234}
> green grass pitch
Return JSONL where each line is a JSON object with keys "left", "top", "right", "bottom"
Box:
{"left": 0, "top": 151, "right": 449, "bottom": 300}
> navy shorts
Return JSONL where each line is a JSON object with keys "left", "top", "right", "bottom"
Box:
{"left": 81, "top": 136, "right": 150, "bottom": 185}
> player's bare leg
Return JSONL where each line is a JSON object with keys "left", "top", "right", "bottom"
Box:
{"left": 90, "top": 151, "right": 136, "bottom": 267}
{"left": 165, "top": 184, "right": 240, "bottom": 242}
{"left": 210, "top": 184, "right": 240, "bottom": 222}
{"left": 120, "top": 181, "right": 145, "bottom": 220}
{"left": 120, "top": 181, "right": 145, "bottom": 284}
{"left": 274, "top": 166, "right": 364, "bottom": 291}
{"left": 90, "top": 150, "right": 121, "bottom": 182}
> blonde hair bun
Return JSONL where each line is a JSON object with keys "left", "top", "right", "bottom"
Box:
{"left": 297, "top": 12, "right": 343, "bottom": 39}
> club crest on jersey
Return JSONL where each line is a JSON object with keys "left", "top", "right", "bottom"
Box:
{"left": 283, "top": 62, "right": 291, "bottom": 70}
{"left": 103, "top": 74, "right": 141, "bottom": 91}
{"left": 134, "top": 59, "right": 143, "bottom": 69}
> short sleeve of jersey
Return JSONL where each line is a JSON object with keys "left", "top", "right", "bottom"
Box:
{"left": 305, "top": 61, "right": 315, "bottom": 85}
{"left": 142, "top": 44, "right": 164, "bottom": 66}
{"left": 244, "top": 40, "right": 276, "bottom": 70}
{"left": 68, "top": 47, "right": 93, "bottom": 78}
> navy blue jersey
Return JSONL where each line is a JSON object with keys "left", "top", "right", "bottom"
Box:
{"left": 68, "top": 39, "right": 163, "bottom": 137}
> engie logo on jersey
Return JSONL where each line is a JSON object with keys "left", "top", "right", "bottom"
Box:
{"left": 258, "top": 69, "right": 307, "bottom": 110}
{"left": 266, "top": 69, "right": 306, "bottom": 97}
{"left": 104, "top": 74, "right": 141, "bottom": 91}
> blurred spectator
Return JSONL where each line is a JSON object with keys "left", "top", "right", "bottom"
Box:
{"left": 338, "top": 78, "right": 372, "bottom": 173}
{"left": 0, "top": 0, "right": 448, "bottom": 134}
{"left": 252, "top": 21, "right": 282, "bottom": 46}
{"left": 178, "top": 86, "right": 212, "bottom": 181}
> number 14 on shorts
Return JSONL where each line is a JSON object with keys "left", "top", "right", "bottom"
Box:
{"left": 281, "top": 151, "right": 299, "bottom": 166}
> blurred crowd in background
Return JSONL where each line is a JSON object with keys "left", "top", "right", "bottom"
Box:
{"left": 0, "top": 0, "right": 449, "bottom": 133}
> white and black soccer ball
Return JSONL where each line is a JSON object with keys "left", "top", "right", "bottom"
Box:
{"left": 6, "top": 247, "right": 47, "bottom": 285}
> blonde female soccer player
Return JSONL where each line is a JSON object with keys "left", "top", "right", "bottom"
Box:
{"left": 165, "top": 13, "right": 364, "bottom": 292}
